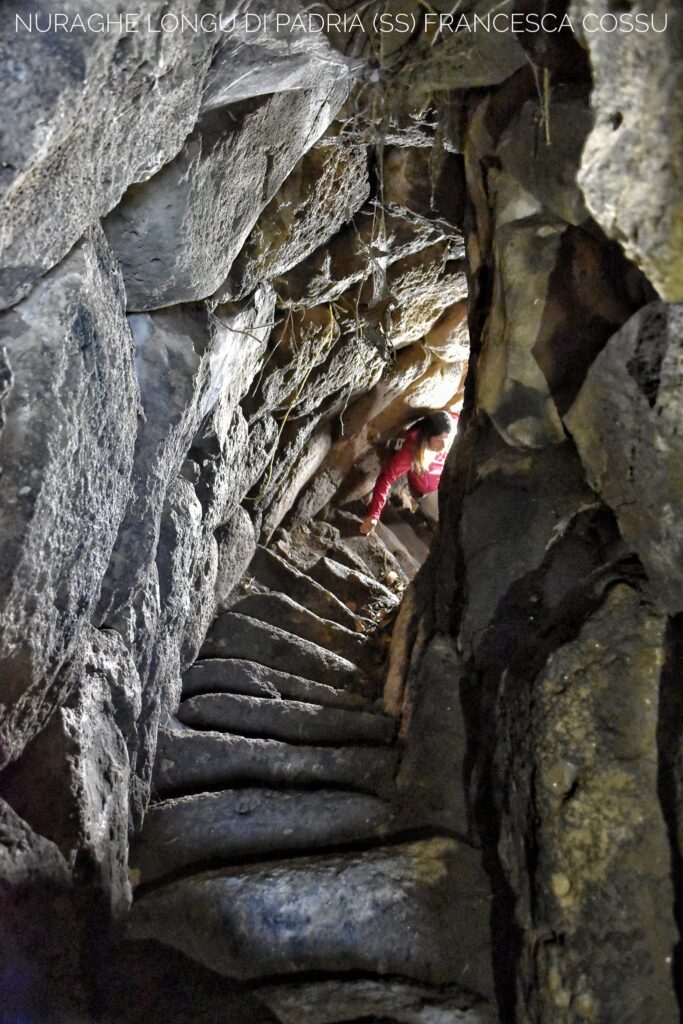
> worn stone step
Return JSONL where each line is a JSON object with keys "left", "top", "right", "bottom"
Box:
{"left": 249, "top": 546, "right": 361, "bottom": 629}
{"left": 309, "top": 556, "right": 399, "bottom": 612}
{"left": 258, "top": 978, "right": 498, "bottom": 1024}
{"left": 327, "top": 509, "right": 412, "bottom": 586}
{"left": 177, "top": 693, "right": 395, "bottom": 746}
{"left": 129, "top": 838, "right": 493, "bottom": 997}
{"left": 152, "top": 721, "right": 398, "bottom": 799}
{"left": 273, "top": 521, "right": 383, "bottom": 583}
{"left": 229, "top": 591, "right": 368, "bottom": 664}
{"left": 182, "top": 659, "right": 373, "bottom": 712}
{"left": 200, "top": 612, "right": 366, "bottom": 691}
{"left": 131, "top": 788, "right": 397, "bottom": 885}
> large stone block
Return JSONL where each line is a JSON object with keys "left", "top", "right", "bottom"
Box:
{"left": 458, "top": 427, "right": 595, "bottom": 654}
{"left": 215, "top": 505, "right": 256, "bottom": 612}
{"left": 497, "top": 98, "right": 592, "bottom": 228}
{"left": 572, "top": 0, "right": 683, "bottom": 300}
{"left": 217, "top": 141, "right": 369, "bottom": 302}
{"left": 104, "top": 81, "right": 350, "bottom": 310}
{"left": 259, "top": 978, "right": 497, "bottom": 1024}
{"left": 565, "top": 301, "right": 683, "bottom": 614}
{"left": 0, "top": 225, "right": 137, "bottom": 766}
{"left": 201, "top": 0, "right": 358, "bottom": 111}
{"left": 497, "top": 584, "right": 677, "bottom": 1022}
{"left": 407, "top": 0, "right": 528, "bottom": 92}
{"left": 129, "top": 838, "right": 493, "bottom": 995}
{"left": 396, "top": 633, "right": 470, "bottom": 835}
{"left": 0, "top": 627, "right": 136, "bottom": 917}
{"left": 476, "top": 207, "right": 567, "bottom": 448}
{"left": 97, "top": 285, "right": 273, "bottom": 622}
{"left": 0, "top": 799, "right": 86, "bottom": 1022}
{"left": 0, "top": 0, "right": 222, "bottom": 310}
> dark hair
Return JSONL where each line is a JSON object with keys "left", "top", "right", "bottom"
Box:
{"left": 411, "top": 412, "right": 453, "bottom": 472}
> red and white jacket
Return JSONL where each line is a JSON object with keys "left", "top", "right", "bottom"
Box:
{"left": 367, "top": 412, "right": 459, "bottom": 521}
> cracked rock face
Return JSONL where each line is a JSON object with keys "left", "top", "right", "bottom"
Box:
{"left": 103, "top": 82, "right": 351, "bottom": 310}
{"left": 0, "top": 0, "right": 222, "bottom": 310}
{"left": 0, "top": 225, "right": 137, "bottom": 767}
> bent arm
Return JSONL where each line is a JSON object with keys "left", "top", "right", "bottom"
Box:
{"left": 367, "top": 443, "right": 414, "bottom": 521}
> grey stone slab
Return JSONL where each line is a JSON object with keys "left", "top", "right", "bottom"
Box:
{"left": 200, "top": 612, "right": 366, "bottom": 690}
{"left": 131, "top": 787, "right": 396, "bottom": 885}
{"left": 152, "top": 721, "right": 398, "bottom": 799}
{"left": 104, "top": 81, "right": 350, "bottom": 310}
{"left": 309, "top": 556, "right": 399, "bottom": 613}
{"left": 96, "top": 285, "right": 273, "bottom": 623}
{"left": 0, "top": 627, "right": 135, "bottom": 916}
{"left": 177, "top": 693, "right": 394, "bottom": 746}
{"left": 565, "top": 301, "right": 683, "bottom": 615}
{"left": 229, "top": 591, "right": 367, "bottom": 664}
{"left": 200, "top": 0, "right": 358, "bottom": 110}
{"left": 248, "top": 545, "right": 361, "bottom": 630}
{"left": 183, "top": 660, "right": 281, "bottom": 701}
{"left": 328, "top": 509, "right": 412, "bottom": 587}
{"left": 129, "top": 838, "right": 493, "bottom": 995}
{"left": 572, "top": 0, "right": 683, "bottom": 300}
{"left": 0, "top": 0, "right": 221, "bottom": 309}
{"left": 397, "top": 635, "right": 470, "bottom": 837}
{"left": 258, "top": 978, "right": 498, "bottom": 1024}
{"left": 215, "top": 507, "right": 257, "bottom": 613}
{"left": 183, "top": 659, "right": 372, "bottom": 712}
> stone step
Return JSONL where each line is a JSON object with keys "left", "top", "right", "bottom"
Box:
{"left": 229, "top": 591, "right": 368, "bottom": 665}
{"left": 182, "top": 659, "right": 373, "bottom": 712}
{"left": 326, "top": 509, "right": 412, "bottom": 586}
{"left": 152, "top": 721, "right": 398, "bottom": 799}
{"left": 273, "top": 522, "right": 385, "bottom": 584}
{"left": 200, "top": 612, "right": 367, "bottom": 691}
{"left": 258, "top": 978, "right": 499, "bottom": 1024}
{"left": 129, "top": 838, "right": 493, "bottom": 997}
{"left": 249, "top": 546, "right": 362, "bottom": 630}
{"left": 309, "top": 556, "right": 399, "bottom": 613}
{"left": 177, "top": 693, "right": 395, "bottom": 746}
{"left": 130, "top": 788, "right": 397, "bottom": 885}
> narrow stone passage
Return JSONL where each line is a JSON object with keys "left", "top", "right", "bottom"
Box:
{"left": 128, "top": 509, "right": 497, "bottom": 1024}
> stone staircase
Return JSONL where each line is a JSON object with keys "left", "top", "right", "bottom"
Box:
{"left": 128, "top": 511, "right": 498, "bottom": 1024}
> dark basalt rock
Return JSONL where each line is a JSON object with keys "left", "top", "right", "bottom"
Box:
{"left": 129, "top": 838, "right": 493, "bottom": 995}
{"left": 151, "top": 719, "right": 398, "bottom": 799}
{"left": 131, "top": 787, "right": 397, "bottom": 885}
{"left": 182, "top": 658, "right": 372, "bottom": 711}
{"left": 200, "top": 611, "right": 366, "bottom": 690}
{"left": 566, "top": 301, "right": 683, "bottom": 615}
{"left": 177, "top": 691, "right": 393, "bottom": 746}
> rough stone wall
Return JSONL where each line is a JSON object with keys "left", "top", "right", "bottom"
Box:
{"left": 0, "top": 4, "right": 469, "bottom": 1017}
{"left": 393, "top": 4, "right": 683, "bottom": 1021}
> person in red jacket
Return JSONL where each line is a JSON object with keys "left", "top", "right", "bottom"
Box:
{"left": 359, "top": 410, "right": 459, "bottom": 535}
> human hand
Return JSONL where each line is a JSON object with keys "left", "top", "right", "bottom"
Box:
{"left": 359, "top": 516, "right": 378, "bottom": 535}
